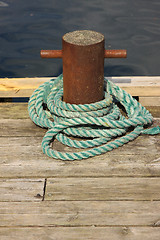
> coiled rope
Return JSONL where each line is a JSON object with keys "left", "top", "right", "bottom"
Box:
{"left": 28, "top": 74, "right": 160, "bottom": 160}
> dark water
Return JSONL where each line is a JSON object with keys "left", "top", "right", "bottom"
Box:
{"left": 0, "top": 0, "right": 160, "bottom": 78}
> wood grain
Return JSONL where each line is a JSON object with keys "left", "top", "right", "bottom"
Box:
{"left": 145, "top": 106, "right": 160, "bottom": 117}
{"left": 0, "top": 119, "right": 159, "bottom": 178}
{"left": 0, "top": 76, "right": 160, "bottom": 97}
{"left": 0, "top": 77, "right": 50, "bottom": 97}
{"left": 0, "top": 227, "right": 160, "bottom": 240}
{"left": 139, "top": 97, "right": 160, "bottom": 106}
{"left": 0, "top": 119, "right": 46, "bottom": 136}
{"left": 0, "top": 135, "right": 160, "bottom": 177}
{"left": 1, "top": 135, "right": 159, "bottom": 155}
{"left": 0, "top": 96, "right": 160, "bottom": 240}
{"left": 0, "top": 179, "right": 45, "bottom": 201}
{"left": 0, "top": 201, "right": 160, "bottom": 226}
{"left": 0, "top": 103, "right": 159, "bottom": 118}
{"left": 0, "top": 103, "right": 29, "bottom": 119}
{"left": 1, "top": 118, "right": 160, "bottom": 138}
{"left": 45, "top": 177, "right": 160, "bottom": 201}
{"left": 0, "top": 151, "right": 160, "bottom": 178}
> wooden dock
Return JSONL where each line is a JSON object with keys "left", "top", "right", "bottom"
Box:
{"left": 0, "top": 76, "right": 160, "bottom": 239}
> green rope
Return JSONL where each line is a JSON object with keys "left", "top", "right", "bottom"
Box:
{"left": 28, "top": 74, "right": 160, "bottom": 160}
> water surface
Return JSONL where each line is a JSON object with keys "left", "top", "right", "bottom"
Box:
{"left": 0, "top": 0, "right": 160, "bottom": 77}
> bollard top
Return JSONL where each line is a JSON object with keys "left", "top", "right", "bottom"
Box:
{"left": 63, "top": 30, "right": 104, "bottom": 46}
{"left": 41, "top": 30, "right": 127, "bottom": 59}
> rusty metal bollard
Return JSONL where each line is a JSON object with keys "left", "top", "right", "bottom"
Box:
{"left": 41, "top": 30, "right": 127, "bottom": 104}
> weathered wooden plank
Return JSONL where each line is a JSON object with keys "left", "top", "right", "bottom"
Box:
{"left": 0, "top": 103, "right": 159, "bottom": 119}
{"left": 1, "top": 133, "right": 159, "bottom": 155}
{"left": 139, "top": 97, "right": 160, "bottom": 106}
{"left": 0, "top": 77, "right": 50, "bottom": 97}
{"left": 0, "top": 151, "right": 160, "bottom": 178}
{"left": 145, "top": 106, "right": 160, "bottom": 118}
{"left": 0, "top": 179, "right": 45, "bottom": 201}
{"left": 0, "top": 118, "right": 160, "bottom": 137}
{"left": 0, "top": 103, "right": 29, "bottom": 119}
{"left": 0, "top": 227, "right": 160, "bottom": 240}
{"left": 0, "top": 119, "right": 46, "bottom": 137}
{"left": 0, "top": 201, "right": 160, "bottom": 226}
{"left": 109, "top": 76, "right": 160, "bottom": 83}
{"left": 0, "top": 133, "right": 160, "bottom": 178}
{"left": 0, "top": 76, "right": 160, "bottom": 97}
{"left": 0, "top": 117, "right": 159, "bottom": 177}
{"left": 108, "top": 76, "right": 160, "bottom": 97}
{"left": 45, "top": 177, "right": 160, "bottom": 201}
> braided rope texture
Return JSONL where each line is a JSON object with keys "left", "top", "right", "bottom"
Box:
{"left": 28, "top": 74, "right": 160, "bottom": 160}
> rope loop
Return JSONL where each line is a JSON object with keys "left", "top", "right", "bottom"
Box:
{"left": 28, "top": 74, "right": 160, "bottom": 160}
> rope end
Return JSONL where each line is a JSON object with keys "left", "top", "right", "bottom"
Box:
{"left": 142, "top": 126, "right": 160, "bottom": 135}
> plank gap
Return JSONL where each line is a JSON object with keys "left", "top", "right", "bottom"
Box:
{"left": 0, "top": 224, "right": 159, "bottom": 228}
{"left": 42, "top": 178, "right": 47, "bottom": 201}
